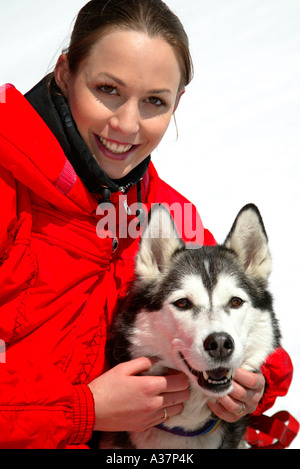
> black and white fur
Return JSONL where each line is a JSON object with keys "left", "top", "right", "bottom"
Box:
{"left": 102, "top": 204, "right": 281, "bottom": 449}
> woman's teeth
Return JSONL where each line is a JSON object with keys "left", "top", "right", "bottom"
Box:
{"left": 98, "top": 136, "right": 133, "bottom": 154}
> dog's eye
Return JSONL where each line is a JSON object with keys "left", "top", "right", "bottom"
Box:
{"left": 229, "top": 297, "right": 244, "bottom": 308}
{"left": 173, "top": 298, "right": 192, "bottom": 310}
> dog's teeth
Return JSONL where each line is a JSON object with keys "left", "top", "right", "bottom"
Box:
{"left": 202, "top": 368, "right": 233, "bottom": 385}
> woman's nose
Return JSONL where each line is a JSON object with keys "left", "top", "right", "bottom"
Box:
{"left": 109, "top": 99, "right": 140, "bottom": 136}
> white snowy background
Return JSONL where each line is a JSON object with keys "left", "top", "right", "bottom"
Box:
{"left": 1, "top": 0, "right": 299, "bottom": 449}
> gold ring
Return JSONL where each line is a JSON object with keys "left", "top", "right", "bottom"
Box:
{"left": 162, "top": 408, "right": 168, "bottom": 421}
{"left": 235, "top": 403, "right": 246, "bottom": 416}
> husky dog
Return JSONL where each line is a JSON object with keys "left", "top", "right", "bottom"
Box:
{"left": 103, "top": 204, "right": 281, "bottom": 449}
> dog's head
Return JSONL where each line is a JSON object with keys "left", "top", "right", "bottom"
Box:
{"left": 131, "top": 203, "right": 280, "bottom": 398}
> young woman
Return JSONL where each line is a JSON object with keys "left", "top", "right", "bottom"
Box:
{"left": 0, "top": 0, "right": 292, "bottom": 448}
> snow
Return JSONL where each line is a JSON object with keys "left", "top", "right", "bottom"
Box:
{"left": 1, "top": 0, "right": 299, "bottom": 449}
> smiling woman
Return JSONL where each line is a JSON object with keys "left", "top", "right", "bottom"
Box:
{"left": 55, "top": 30, "right": 182, "bottom": 179}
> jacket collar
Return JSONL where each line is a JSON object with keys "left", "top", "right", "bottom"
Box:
{"left": 25, "top": 75, "right": 150, "bottom": 197}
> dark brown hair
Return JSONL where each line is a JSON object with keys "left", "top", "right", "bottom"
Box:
{"left": 62, "top": 0, "right": 193, "bottom": 90}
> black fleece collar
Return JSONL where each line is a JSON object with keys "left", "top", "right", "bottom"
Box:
{"left": 25, "top": 75, "right": 150, "bottom": 195}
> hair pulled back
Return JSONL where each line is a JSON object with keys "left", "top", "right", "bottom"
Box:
{"left": 65, "top": 0, "right": 193, "bottom": 90}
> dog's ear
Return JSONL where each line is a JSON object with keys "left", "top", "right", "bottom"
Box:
{"left": 224, "top": 204, "right": 272, "bottom": 280}
{"left": 136, "top": 204, "right": 184, "bottom": 279}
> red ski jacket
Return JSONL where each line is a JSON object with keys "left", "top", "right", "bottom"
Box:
{"left": 0, "top": 84, "right": 293, "bottom": 448}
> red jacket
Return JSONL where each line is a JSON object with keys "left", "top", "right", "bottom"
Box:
{"left": 0, "top": 84, "right": 293, "bottom": 448}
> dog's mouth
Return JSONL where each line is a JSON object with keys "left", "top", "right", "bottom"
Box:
{"left": 179, "top": 351, "right": 233, "bottom": 393}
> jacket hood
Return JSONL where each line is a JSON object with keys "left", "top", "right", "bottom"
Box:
{"left": 0, "top": 83, "right": 95, "bottom": 215}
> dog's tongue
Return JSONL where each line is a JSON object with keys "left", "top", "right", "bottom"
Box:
{"left": 207, "top": 368, "right": 229, "bottom": 380}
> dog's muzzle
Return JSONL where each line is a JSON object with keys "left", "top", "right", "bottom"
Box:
{"left": 179, "top": 332, "right": 235, "bottom": 394}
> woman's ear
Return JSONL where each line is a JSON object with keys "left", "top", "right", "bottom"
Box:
{"left": 173, "top": 88, "right": 185, "bottom": 113}
{"left": 54, "top": 54, "right": 71, "bottom": 97}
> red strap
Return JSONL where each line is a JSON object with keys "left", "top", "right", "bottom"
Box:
{"left": 245, "top": 411, "right": 299, "bottom": 449}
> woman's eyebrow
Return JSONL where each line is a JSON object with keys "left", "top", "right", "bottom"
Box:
{"left": 96, "top": 72, "right": 125, "bottom": 87}
{"left": 96, "top": 72, "right": 172, "bottom": 94}
{"left": 149, "top": 88, "right": 172, "bottom": 94}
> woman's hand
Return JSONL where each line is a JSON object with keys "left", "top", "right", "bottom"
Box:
{"left": 88, "top": 357, "right": 190, "bottom": 432}
{"left": 207, "top": 368, "right": 265, "bottom": 422}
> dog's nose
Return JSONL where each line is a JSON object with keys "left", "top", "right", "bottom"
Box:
{"left": 203, "top": 333, "right": 234, "bottom": 359}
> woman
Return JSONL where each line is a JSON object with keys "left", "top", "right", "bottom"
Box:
{"left": 0, "top": 0, "right": 292, "bottom": 449}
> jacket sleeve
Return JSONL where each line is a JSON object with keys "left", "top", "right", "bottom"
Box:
{"left": 67, "top": 384, "right": 95, "bottom": 447}
{"left": 0, "top": 360, "right": 95, "bottom": 448}
{"left": 0, "top": 166, "right": 96, "bottom": 448}
{"left": 254, "top": 347, "right": 293, "bottom": 415}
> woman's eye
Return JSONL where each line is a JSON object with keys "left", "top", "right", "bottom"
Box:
{"left": 146, "top": 96, "right": 166, "bottom": 107}
{"left": 98, "top": 85, "right": 118, "bottom": 95}
{"left": 229, "top": 297, "right": 244, "bottom": 308}
{"left": 173, "top": 298, "right": 192, "bottom": 310}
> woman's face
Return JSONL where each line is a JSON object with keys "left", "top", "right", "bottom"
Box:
{"left": 56, "top": 30, "right": 183, "bottom": 179}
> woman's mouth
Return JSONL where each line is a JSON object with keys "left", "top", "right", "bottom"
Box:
{"left": 94, "top": 135, "right": 136, "bottom": 160}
